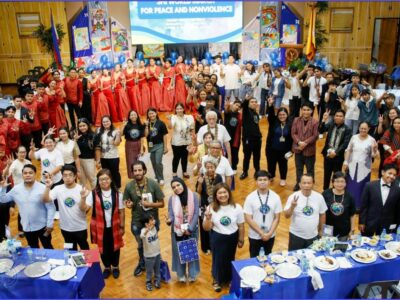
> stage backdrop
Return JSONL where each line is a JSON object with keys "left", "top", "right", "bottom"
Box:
{"left": 72, "top": 6, "right": 92, "bottom": 69}
{"left": 129, "top": 1, "right": 243, "bottom": 44}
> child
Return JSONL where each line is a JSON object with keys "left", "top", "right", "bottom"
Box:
{"left": 140, "top": 214, "right": 161, "bottom": 291}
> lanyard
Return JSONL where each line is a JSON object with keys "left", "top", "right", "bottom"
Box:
{"left": 257, "top": 190, "right": 270, "bottom": 224}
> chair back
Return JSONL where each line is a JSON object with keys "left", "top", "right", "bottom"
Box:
{"left": 360, "top": 280, "right": 399, "bottom": 298}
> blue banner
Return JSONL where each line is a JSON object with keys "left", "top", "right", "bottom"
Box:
{"left": 72, "top": 6, "right": 92, "bottom": 59}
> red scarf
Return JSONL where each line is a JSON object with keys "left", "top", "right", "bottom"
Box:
{"left": 90, "top": 190, "right": 123, "bottom": 254}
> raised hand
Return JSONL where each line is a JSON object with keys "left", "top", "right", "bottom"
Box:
{"left": 44, "top": 176, "right": 53, "bottom": 188}
{"left": 80, "top": 187, "right": 90, "bottom": 199}
{"left": 30, "top": 139, "right": 36, "bottom": 151}
{"left": 291, "top": 195, "right": 299, "bottom": 208}
{"left": 267, "top": 97, "right": 274, "bottom": 107}
{"left": 73, "top": 131, "right": 82, "bottom": 141}
{"left": 22, "top": 115, "right": 28, "bottom": 123}
{"left": 125, "top": 199, "right": 133, "bottom": 209}
{"left": 322, "top": 109, "right": 330, "bottom": 122}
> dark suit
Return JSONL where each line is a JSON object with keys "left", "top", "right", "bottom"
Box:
{"left": 319, "top": 122, "right": 352, "bottom": 189}
{"left": 360, "top": 180, "right": 400, "bottom": 236}
{"left": 16, "top": 107, "right": 30, "bottom": 120}
{"left": 16, "top": 107, "right": 33, "bottom": 152}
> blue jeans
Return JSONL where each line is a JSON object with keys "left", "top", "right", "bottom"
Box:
{"left": 239, "top": 85, "right": 254, "bottom": 101}
{"left": 225, "top": 89, "right": 239, "bottom": 102}
{"left": 273, "top": 95, "right": 283, "bottom": 109}
{"left": 145, "top": 254, "right": 161, "bottom": 284}
{"left": 345, "top": 119, "right": 359, "bottom": 135}
{"left": 132, "top": 220, "right": 160, "bottom": 268}
{"left": 150, "top": 143, "right": 164, "bottom": 181}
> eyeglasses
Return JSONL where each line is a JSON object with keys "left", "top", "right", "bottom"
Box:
{"left": 210, "top": 147, "right": 221, "bottom": 150}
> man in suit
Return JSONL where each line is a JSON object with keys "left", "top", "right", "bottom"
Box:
{"left": 359, "top": 163, "right": 400, "bottom": 236}
{"left": 319, "top": 109, "right": 352, "bottom": 190}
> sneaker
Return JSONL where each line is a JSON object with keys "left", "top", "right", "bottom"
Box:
{"left": 154, "top": 280, "right": 161, "bottom": 289}
{"left": 159, "top": 180, "right": 165, "bottom": 186}
{"left": 178, "top": 276, "right": 186, "bottom": 283}
{"left": 213, "top": 282, "right": 222, "bottom": 292}
{"left": 112, "top": 267, "right": 120, "bottom": 279}
{"left": 280, "top": 180, "right": 286, "bottom": 187}
{"left": 188, "top": 277, "right": 196, "bottom": 283}
{"left": 146, "top": 282, "right": 153, "bottom": 291}
{"left": 133, "top": 264, "right": 143, "bottom": 277}
{"left": 103, "top": 268, "right": 111, "bottom": 279}
{"left": 54, "top": 212, "right": 60, "bottom": 220}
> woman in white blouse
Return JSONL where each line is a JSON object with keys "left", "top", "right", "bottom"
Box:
{"left": 167, "top": 102, "right": 195, "bottom": 178}
{"left": 344, "top": 85, "right": 361, "bottom": 135}
{"left": 239, "top": 62, "right": 259, "bottom": 101}
{"left": 56, "top": 127, "right": 81, "bottom": 174}
{"left": 203, "top": 182, "right": 244, "bottom": 292}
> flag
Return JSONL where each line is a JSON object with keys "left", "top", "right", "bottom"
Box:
{"left": 51, "top": 13, "right": 62, "bottom": 69}
{"left": 305, "top": 5, "right": 317, "bottom": 61}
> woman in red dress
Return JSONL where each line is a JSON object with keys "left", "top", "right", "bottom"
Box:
{"left": 174, "top": 56, "right": 188, "bottom": 108}
{"left": 46, "top": 80, "right": 67, "bottom": 136}
{"left": 89, "top": 70, "right": 99, "bottom": 124}
{"left": 160, "top": 59, "right": 175, "bottom": 112}
{"left": 98, "top": 69, "right": 120, "bottom": 123}
{"left": 137, "top": 60, "right": 151, "bottom": 116}
{"left": 113, "top": 64, "right": 131, "bottom": 122}
{"left": 124, "top": 59, "right": 140, "bottom": 112}
{"left": 146, "top": 58, "right": 162, "bottom": 110}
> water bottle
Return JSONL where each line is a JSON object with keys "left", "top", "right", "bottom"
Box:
{"left": 64, "top": 249, "right": 69, "bottom": 265}
{"left": 396, "top": 226, "right": 400, "bottom": 242}
{"left": 259, "top": 247, "right": 265, "bottom": 258}
{"left": 380, "top": 229, "right": 387, "bottom": 247}
{"left": 27, "top": 247, "right": 33, "bottom": 263}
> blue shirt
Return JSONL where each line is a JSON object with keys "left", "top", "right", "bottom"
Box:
{"left": 357, "top": 98, "right": 378, "bottom": 126}
{"left": 0, "top": 182, "right": 55, "bottom": 232}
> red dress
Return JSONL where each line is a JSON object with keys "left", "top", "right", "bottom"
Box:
{"left": 47, "top": 91, "right": 67, "bottom": 136}
{"left": 99, "top": 77, "right": 120, "bottom": 123}
{"left": 146, "top": 66, "right": 162, "bottom": 110}
{"left": 161, "top": 67, "right": 175, "bottom": 112}
{"left": 124, "top": 69, "right": 140, "bottom": 113}
{"left": 137, "top": 70, "right": 151, "bottom": 116}
{"left": 0, "top": 120, "right": 9, "bottom": 155}
{"left": 5, "top": 118, "right": 30, "bottom": 152}
{"left": 55, "top": 80, "right": 66, "bottom": 106}
{"left": 174, "top": 63, "right": 188, "bottom": 107}
{"left": 113, "top": 72, "right": 131, "bottom": 121}
{"left": 95, "top": 79, "right": 110, "bottom": 127}
{"left": 89, "top": 78, "right": 99, "bottom": 123}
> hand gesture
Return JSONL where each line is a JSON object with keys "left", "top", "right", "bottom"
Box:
{"left": 342, "top": 162, "right": 349, "bottom": 172}
{"left": 291, "top": 195, "right": 299, "bottom": 208}
{"left": 29, "top": 139, "right": 36, "bottom": 151}
{"left": 322, "top": 109, "right": 330, "bottom": 122}
{"left": 166, "top": 114, "right": 172, "bottom": 121}
{"left": 6, "top": 154, "right": 14, "bottom": 167}
{"left": 80, "top": 187, "right": 90, "bottom": 199}
{"left": 267, "top": 97, "right": 274, "bottom": 107}
{"left": 44, "top": 175, "right": 53, "bottom": 188}
{"left": 165, "top": 215, "right": 172, "bottom": 226}
{"left": 22, "top": 115, "right": 28, "bottom": 123}
{"left": 47, "top": 126, "right": 56, "bottom": 136}
{"left": 73, "top": 131, "right": 82, "bottom": 141}
{"left": 125, "top": 199, "right": 133, "bottom": 209}
{"left": 204, "top": 206, "right": 212, "bottom": 220}
{"left": 361, "top": 79, "right": 369, "bottom": 86}
{"left": 197, "top": 174, "right": 204, "bottom": 184}
{"left": 338, "top": 97, "right": 344, "bottom": 103}
{"left": 28, "top": 109, "right": 35, "bottom": 119}
{"left": 378, "top": 114, "right": 383, "bottom": 124}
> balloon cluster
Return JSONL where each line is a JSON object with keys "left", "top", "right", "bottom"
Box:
{"left": 313, "top": 53, "right": 330, "bottom": 72}
{"left": 369, "top": 61, "right": 387, "bottom": 74}
{"left": 86, "top": 54, "right": 115, "bottom": 73}
{"left": 242, "top": 60, "right": 259, "bottom": 66}
{"left": 269, "top": 51, "right": 281, "bottom": 68}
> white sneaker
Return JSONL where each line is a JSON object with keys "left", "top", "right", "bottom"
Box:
{"left": 54, "top": 212, "right": 60, "bottom": 220}
{"left": 319, "top": 134, "right": 324, "bottom": 139}
{"left": 159, "top": 180, "right": 165, "bottom": 186}
{"left": 280, "top": 180, "right": 286, "bottom": 187}
{"left": 178, "top": 276, "right": 186, "bottom": 283}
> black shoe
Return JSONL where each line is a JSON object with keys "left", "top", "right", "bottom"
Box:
{"left": 146, "top": 282, "right": 153, "bottom": 291}
{"left": 213, "top": 282, "right": 222, "bottom": 292}
{"left": 154, "top": 280, "right": 161, "bottom": 289}
{"left": 240, "top": 172, "right": 248, "bottom": 180}
{"left": 103, "top": 268, "right": 111, "bottom": 279}
{"left": 133, "top": 264, "right": 143, "bottom": 276}
{"left": 293, "top": 184, "right": 300, "bottom": 191}
{"left": 112, "top": 267, "right": 120, "bottom": 278}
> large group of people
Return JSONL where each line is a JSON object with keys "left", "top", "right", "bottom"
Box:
{"left": 0, "top": 55, "right": 400, "bottom": 293}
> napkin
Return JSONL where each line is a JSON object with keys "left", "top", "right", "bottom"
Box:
{"left": 240, "top": 279, "right": 261, "bottom": 293}
{"left": 337, "top": 257, "right": 352, "bottom": 269}
{"left": 308, "top": 269, "right": 324, "bottom": 290}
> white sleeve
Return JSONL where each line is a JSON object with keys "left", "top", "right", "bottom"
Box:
{"left": 49, "top": 186, "right": 58, "bottom": 201}
{"left": 307, "top": 77, "right": 312, "bottom": 86}
{"left": 197, "top": 127, "right": 205, "bottom": 144}
{"left": 34, "top": 149, "right": 42, "bottom": 160}
{"left": 118, "top": 192, "right": 125, "bottom": 209}
{"left": 171, "top": 115, "right": 176, "bottom": 128}
{"left": 243, "top": 196, "right": 253, "bottom": 215}
{"left": 284, "top": 194, "right": 294, "bottom": 210}
{"left": 221, "top": 126, "right": 231, "bottom": 143}
{"left": 319, "top": 195, "right": 328, "bottom": 213}
{"left": 85, "top": 192, "right": 93, "bottom": 208}
{"left": 224, "top": 161, "right": 234, "bottom": 177}
{"left": 55, "top": 150, "right": 64, "bottom": 166}
{"left": 236, "top": 205, "right": 245, "bottom": 224}
{"left": 275, "top": 196, "right": 283, "bottom": 213}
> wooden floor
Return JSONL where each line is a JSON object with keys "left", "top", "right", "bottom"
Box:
{"left": 8, "top": 112, "right": 378, "bottom": 298}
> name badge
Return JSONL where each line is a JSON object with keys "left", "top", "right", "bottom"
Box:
{"left": 260, "top": 225, "right": 269, "bottom": 232}
{"left": 148, "top": 142, "right": 153, "bottom": 148}
{"left": 279, "top": 136, "right": 285, "bottom": 143}
{"left": 323, "top": 225, "right": 334, "bottom": 237}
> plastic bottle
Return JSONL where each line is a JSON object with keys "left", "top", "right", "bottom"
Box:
{"left": 64, "top": 249, "right": 69, "bottom": 265}
{"left": 27, "top": 247, "right": 33, "bottom": 262}
{"left": 259, "top": 247, "right": 265, "bottom": 258}
{"left": 396, "top": 227, "right": 400, "bottom": 242}
{"left": 380, "top": 229, "right": 387, "bottom": 247}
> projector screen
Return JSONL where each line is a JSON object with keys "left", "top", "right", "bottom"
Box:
{"left": 129, "top": 1, "right": 243, "bottom": 44}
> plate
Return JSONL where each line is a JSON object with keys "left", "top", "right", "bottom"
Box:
{"left": 378, "top": 249, "right": 397, "bottom": 260}
{"left": 385, "top": 241, "right": 400, "bottom": 255}
{"left": 275, "top": 263, "right": 301, "bottom": 279}
{"left": 24, "top": 262, "right": 51, "bottom": 278}
{"left": 314, "top": 256, "right": 339, "bottom": 271}
{"left": 49, "top": 265, "right": 77, "bottom": 281}
{"left": 351, "top": 249, "right": 377, "bottom": 264}
{"left": 362, "top": 237, "right": 371, "bottom": 244}
{"left": 286, "top": 256, "right": 298, "bottom": 264}
{"left": 239, "top": 266, "right": 266, "bottom": 283}
{"left": 0, "top": 258, "right": 13, "bottom": 274}
{"left": 271, "top": 254, "right": 285, "bottom": 264}
{"left": 382, "top": 234, "right": 393, "bottom": 242}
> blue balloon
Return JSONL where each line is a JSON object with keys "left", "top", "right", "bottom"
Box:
{"left": 170, "top": 51, "right": 178, "bottom": 59}
{"left": 171, "top": 59, "right": 176, "bottom": 66}
{"left": 136, "top": 51, "right": 144, "bottom": 60}
{"left": 185, "top": 59, "right": 191, "bottom": 65}
{"left": 156, "top": 60, "right": 162, "bottom": 66}
{"left": 204, "top": 52, "right": 212, "bottom": 59}
{"left": 253, "top": 60, "right": 259, "bottom": 66}
{"left": 270, "top": 52, "right": 278, "bottom": 61}
{"left": 243, "top": 60, "right": 248, "bottom": 65}
{"left": 272, "top": 60, "right": 280, "bottom": 68}
{"left": 222, "top": 51, "right": 229, "bottom": 59}
{"left": 223, "top": 58, "right": 228, "bottom": 64}
{"left": 86, "top": 66, "right": 94, "bottom": 73}
{"left": 235, "top": 60, "right": 240, "bottom": 65}
{"left": 119, "top": 55, "right": 126, "bottom": 64}
{"left": 144, "top": 58, "right": 149, "bottom": 65}
{"left": 100, "top": 55, "right": 108, "bottom": 64}
{"left": 100, "top": 63, "right": 107, "bottom": 70}
{"left": 201, "top": 58, "right": 208, "bottom": 65}
{"left": 106, "top": 62, "right": 114, "bottom": 69}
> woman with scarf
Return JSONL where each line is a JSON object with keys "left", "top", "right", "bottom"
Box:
{"left": 166, "top": 177, "right": 200, "bottom": 283}
{"left": 81, "top": 168, "right": 125, "bottom": 279}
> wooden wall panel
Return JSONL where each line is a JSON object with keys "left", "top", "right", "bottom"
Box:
{"left": 0, "top": 2, "right": 70, "bottom": 83}
{"left": 303, "top": 2, "right": 400, "bottom": 69}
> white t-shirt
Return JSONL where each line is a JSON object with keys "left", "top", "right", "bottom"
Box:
{"left": 290, "top": 76, "right": 301, "bottom": 98}
{"left": 99, "top": 130, "right": 120, "bottom": 159}
{"left": 9, "top": 159, "right": 30, "bottom": 185}
{"left": 307, "top": 76, "right": 327, "bottom": 104}
{"left": 49, "top": 184, "right": 87, "bottom": 232}
{"left": 284, "top": 191, "right": 327, "bottom": 239}
{"left": 56, "top": 140, "right": 80, "bottom": 164}
{"left": 86, "top": 190, "right": 124, "bottom": 228}
{"left": 201, "top": 155, "right": 234, "bottom": 181}
{"left": 197, "top": 124, "right": 231, "bottom": 146}
{"left": 34, "top": 148, "right": 64, "bottom": 183}
{"left": 170, "top": 114, "right": 194, "bottom": 146}
{"left": 273, "top": 78, "right": 282, "bottom": 96}
{"left": 209, "top": 203, "right": 244, "bottom": 235}
{"left": 224, "top": 64, "right": 241, "bottom": 90}
{"left": 211, "top": 63, "right": 225, "bottom": 87}
{"left": 345, "top": 97, "right": 360, "bottom": 120}
{"left": 243, "top": 189, "right": 282, "bottom": 239}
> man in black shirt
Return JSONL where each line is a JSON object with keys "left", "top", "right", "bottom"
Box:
{"left": 323, "top": 81, "right": 343, "bottom": 124}
{"left": 224, "top": 100, "right": 242, "bottom": 172}
{"left": 240, "top": 97, "right": 262, "bottom": 179}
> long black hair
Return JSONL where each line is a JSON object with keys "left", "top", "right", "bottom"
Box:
{"left": 99, "top": 115, "right": 116, "bottom": 137}
{"left": 77, "top": 118, "right": 94, "bottom": 135}
{"left": 126, "top": 109, "right": 143, "bottom": 126}
{"left": 171, "top": 177, "right": 189, "bottom": 206}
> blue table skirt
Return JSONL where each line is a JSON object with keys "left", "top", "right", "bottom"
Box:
{"left": 231, "top": 245, "right": 400, "bottom": 299}
{"left": 0, "top": 248, "right": 105, "bottom": 299}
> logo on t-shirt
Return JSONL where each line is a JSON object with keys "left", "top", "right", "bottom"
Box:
{"left": 150, "top": 127, "right": 158, "bottom": 137}
{"left": 229, "top": 117, "right": 238, "bottom": 127}
{"left": 129, "top": 129, "right": 140, "bottom": 139}
{"left": 219, "top": 216, "right": 232, "bottom": 226}
{"left": 103, "top": 200, "right": 112, "bottom": 210}
{"left": 302, "top": 206, "right": 314, "bottom": 216}
{"left": 42, "top": 159, "right": 50, "bottom": 167}
{"left": 64, "top": 197, "right": 75, "bottom": 208}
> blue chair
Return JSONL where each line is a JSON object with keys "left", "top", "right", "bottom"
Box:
{"left": 353, "top": 280, "right": 399, "bottom": 298}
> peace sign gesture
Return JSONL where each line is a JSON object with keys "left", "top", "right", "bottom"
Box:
{"left": 73, "top": 131, "right": 82, "bottom": 141}
{"left": 322, "top": 109, "right": 330, "bottom": 123}
{"left": 28, "top": 109, "right": 35, "bottom": 119}
{"left": 80, "top": 186, "right": 90, "bottom": 199}
{"left": 291, "top": 195, "right": 299, "bottom": 208}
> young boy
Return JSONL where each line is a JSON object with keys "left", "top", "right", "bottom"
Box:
{"left": 140, "top": 214, "right": 161, "bottom": 291}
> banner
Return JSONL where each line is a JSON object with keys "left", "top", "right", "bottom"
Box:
{"left": 241, "top": 16, "right": 260, "bottom": 62}
{"left": 260, "top": 2, "right": 281, "bottom": 63}
{"left": 111, "top": 17, "right": 131, "bottom": 64}
{"left": 72, "top": 5, "right": 92, "bottom": 64}
{"left": 208, "top": 43, "right": 230, "bottom": 57}
{"left": 88, "top": 2, "right": 112, "bottom": 53}
{"left": 143, "top": 44, "right": 164, "bottom": 58}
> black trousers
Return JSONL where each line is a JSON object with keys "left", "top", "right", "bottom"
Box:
{"left": 0, "top": 203, "right": 11, "bottom": 241}
{"left": 171, "top": 145, "right": 188, "bottom": 173}
{"left": 20, "top": 134, "right": 32, "bottom": 155}
{"left": 289, "top": 96, "right": 301, "bottom": 120}
{"left": 323, "top": 155, "right": 344, "bottom": 190}
{"left": 288, "top": 232, "right": 318, "bottom": 251}
{"left": 24, "top": 227, "right": 53, "bottom": 249}
{"left": 67, "top": 103, "right": 81, "bottom": 129}
{"left": 100, "top": 158, "right": 121, "bottom": 188}
{"left": 101, "top": 227, "right": 120, "bottom": 268}
{"left": 41, "top": 122, "right": 49, "bottom": 136}
{"left": 249, "top": 237, "right": 275, "bottom": 258}
{"left": 231, "top": 146, "right": 240, "bottom": 171}
{"left": 294, "top": 153, "right": 315, "bottom": 186}
{"left": 199, "top": 216, "right": 211, "bottom": 253}
{"left": 31, "top": 129, "right": 42, "bottom": 149}
{"left": 242, "top": 138, "right": 261, "bottom": 173}
{"left": 61, "top": 229, "right": 89, "bottom": 251}
{"left": 260, "top": 88, "right": 270, "bottom": 116}
{"left": 266, "top": 147, "right": 288, "bottom": 179}
{"left": 81, "top": 92, "right": 92, "bottom": 124}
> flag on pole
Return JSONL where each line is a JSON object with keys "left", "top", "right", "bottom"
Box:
{"left": 51, "top": 13, "right": 62, "bottom": 69}
{"left": 305, "top": 5, "right": 317, "bottom": 60}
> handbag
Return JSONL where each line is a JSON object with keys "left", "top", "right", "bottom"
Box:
{"left": 160, "top": 259, "right": 171, "bottom": 283}
{"left": 177, "top": 238, "right": 199, "bottom": 264}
